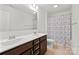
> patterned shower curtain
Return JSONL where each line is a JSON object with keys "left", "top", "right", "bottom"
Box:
{"left": 47, "top": 13, "right": 72, "bottom": 47}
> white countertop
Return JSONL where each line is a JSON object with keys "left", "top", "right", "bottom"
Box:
{"left": 0, "top": 33, "right": 46, "bottom": 53}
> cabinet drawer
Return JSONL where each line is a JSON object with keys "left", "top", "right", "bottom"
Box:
{"left": 40, "top": 35, "right": 47, "bottom": 41}
{"left": 2, "top": 41, "right": 33, "bottom": 55}
{"left": 34, "top": 39, "right": 39, "bottom": 45}
{"left": 34, "top": 44, "right": 39, "bottom": 51}
{"left": 33, "top": 49, "right": 40, "bottom": 55}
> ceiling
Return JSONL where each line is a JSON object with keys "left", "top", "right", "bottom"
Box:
{"left": 38, "top": 4, "right": 72, "bottom": 13}
{"left": 4, "top": 4, "right": 34, "bottom": 14}
{"left": 6, "top": 4, "right": 72, "bottom": 14}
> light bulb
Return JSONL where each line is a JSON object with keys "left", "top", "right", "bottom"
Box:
{"left": 53, "top": 5, "right": 58, "bottom": 8}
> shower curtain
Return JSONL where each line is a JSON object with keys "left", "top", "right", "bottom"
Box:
{"left": 47, "top": 13, "right": 72, "bottom": 47}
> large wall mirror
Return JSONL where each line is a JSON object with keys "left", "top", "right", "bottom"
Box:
{"left": 0, "top": 4, "right": 38, "bottom": 40}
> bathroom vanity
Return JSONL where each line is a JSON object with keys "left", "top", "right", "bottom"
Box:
{"left": 0, "top": 33, "right": 47, "bottom": 55}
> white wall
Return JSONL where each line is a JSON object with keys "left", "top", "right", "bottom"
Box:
{"left": 0, "top": 5, "right": 34, "bottom": 40}
{"left": 72, "top": 5, "right": 79, "bottom": 54}
{"left": 37, "top": 7, "right": 47, "bottom": 33}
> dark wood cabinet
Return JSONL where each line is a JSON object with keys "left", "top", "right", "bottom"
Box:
{"left": 33, "top": 38, "right": 40, "bottom": 55}
{"left": 0, "top": 41, "right": 33, "bottom": 55}
{"left": 0, "top": 35, "right": 47, "bottom": 55}
{"left": 40, "top": 39, "right": 47, "bottom": 55}
{"left": 33, "top": 49, "right": 40, "bottom": 55}
{"left": 22, "top": 48, "right": 33, "bottom": 55}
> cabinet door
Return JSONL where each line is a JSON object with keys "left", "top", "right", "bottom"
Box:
{"left": 22, "top": 48, "right": 33, "bottom": 55}
{"left": 40, "top": 35, "right": 47, "bottom": 42}
{"left": 40, "top": 39, "right": 47, "bottom": 55}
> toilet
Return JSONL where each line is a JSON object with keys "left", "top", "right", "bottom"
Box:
{"left": 47, "top": 39, "right": 54, "bottom": 48}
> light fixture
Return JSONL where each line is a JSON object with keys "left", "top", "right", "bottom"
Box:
{"left": 28, "top": 4, "right": 38, "bottom": 13}
{"left": 53, "top": 5, "right": 58, "bottom": 8}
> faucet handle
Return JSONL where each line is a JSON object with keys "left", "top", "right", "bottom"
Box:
{"left": 9, "top": 35, "right": 15, "bottom": 39}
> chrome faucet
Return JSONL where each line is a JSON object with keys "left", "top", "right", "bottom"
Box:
{"left": 9, "top": 35, "right": 15, "bottom": 39}
{"left": 34, "top": 31, "right": 37, "bottom": 34}
{"left": 9, "top": 32, "right": 15, "bottom": 39}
